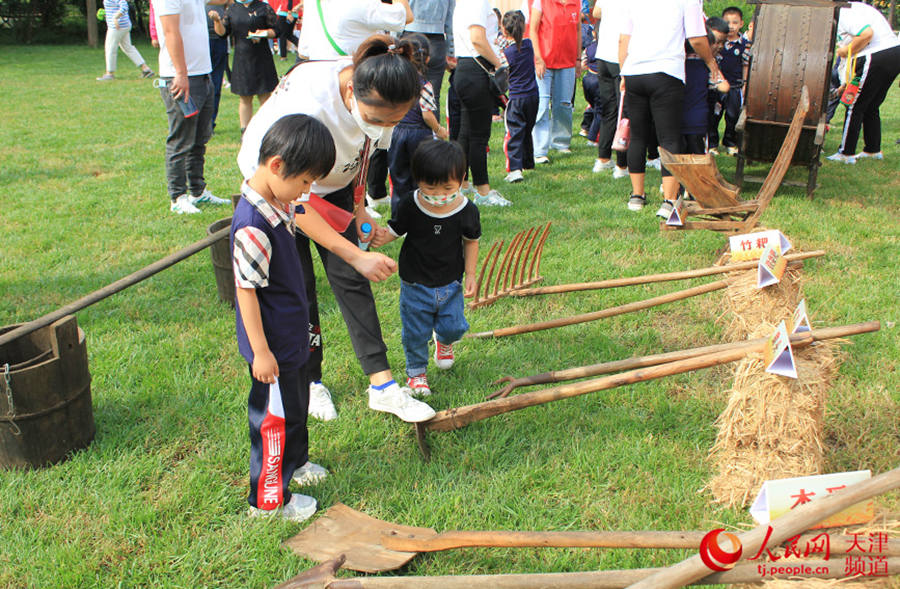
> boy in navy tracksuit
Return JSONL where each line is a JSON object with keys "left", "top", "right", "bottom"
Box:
{"left": 387, "top": 33, "right": 449, "bottom": 218}
{"left": 708, "top": 7, "right": 751, "bottom": 155}
{"left": 231, "top": 114, "right": 336, "bottom": 521}
{"left": 580, "top": 33, "right": 603, "bottom": 143}
{"left": 501, "top": 10, "right": 539, "bottom": 183}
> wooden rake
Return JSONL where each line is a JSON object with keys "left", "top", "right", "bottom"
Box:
{"left": 468, "top": 222, "right": 551, "bottom": 309}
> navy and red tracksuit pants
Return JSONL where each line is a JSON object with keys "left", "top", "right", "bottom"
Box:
{"left": 247, "top": 362, "right": 310, "bottom": 510}
{"left": 504, "top": 94, "right": 539, "bottom": 172}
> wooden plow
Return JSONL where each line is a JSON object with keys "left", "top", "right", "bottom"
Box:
{"left": 413, "top": 322, "right": 879, "bottom": 459}
{"left": 468, "top": 222, "right": 551, "bottom": 309}
{"left": 658, "top": 86, "right": 809, "bottom": 233}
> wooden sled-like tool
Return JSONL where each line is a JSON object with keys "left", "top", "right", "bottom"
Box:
{"left": 659, "top": 85, "right": 809, "bottom": 233}
{"left": 468, "top": 222, "right": 551, "bottom": 309}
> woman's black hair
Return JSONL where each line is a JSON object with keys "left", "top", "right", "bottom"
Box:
{"left": 403, "top": 32, "right": 431, "bottom": 77}
{"left": 412, "top": 140, "right": 467, "bottom": 186}
{"left": 706, "top": 16, "right": 729, "bottom": 36}
{"left": 502, "top": 10, "right": 526, "bottom": 48}
{"left": 352, "top": 34, "right": 422, "bottom": 108}
{"left": 258, "top": 114, "right": 336, "bottom": 179}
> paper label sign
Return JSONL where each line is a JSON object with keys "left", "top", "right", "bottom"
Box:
{"left": 665, "top": 197, "right": 685, "bottom": 227}
{"left": 750, "top": 470, "right": 874, "bottom": 529}
{"left": 764, "top": 320, "right": 797, "bottom": 378}
{"left": 730, "top": 230, "right": 792, "bottom": 262}
{"left": 757, "top": 243, "right": 787, "bottom": 289}
{"left": 792, "top": 299, "right": 811, "bottom": 333}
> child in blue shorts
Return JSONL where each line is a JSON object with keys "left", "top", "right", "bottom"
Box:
{"left": 231, "top": 114, "right": 336, "bottom": 521}
{"left": 372, "top": 140, "right": 481, "bottom": 396}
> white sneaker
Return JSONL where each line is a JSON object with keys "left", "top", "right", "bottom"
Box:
{"left": 368, "top": 382, "right": 436, "bottom": 422}
{"left": 578, "top": 129, "right": 589, "bottom": 137}
{"left": 592, "top": 159, "right": 615, "bottom": 173}
{"left": 189, "top": 188, "right": 229, "bottom": 205}
{"left": 170, "top": 194, "right": 201, "bottom": 214}
{"left": 826, "top": 152, "right": 856, "bottom": 164}
{"left": 555, "top": 147, "right": 572, "bottom": 154}
{"left": 627, "top": 195, "right": 646, "bottom": 211}
{"left": 292, "top": 461, "right": 328, "bottom": 486}
{"left": 855, "top": 151, "right": 883, "bottom": 160}
{"left": 308, "top": 382, "right": 337, "bottom": 421}
{"left": 726, "top": 146, "right": 739, "bottom": 156}
{"left": 656, "top": 200, "right": 675, "bottom": 218}
{"left": 473, "top": 189, "right": 512, "bottom": 207}
{"left": 534, "top": 156, "right": 550, "bottom": 165}
{"left": 586, "top": 140, "right": 598, "bottom": 146}
{"left": 248, "top": 493, "right": 317, "bottom": 522}
{"left": 365, "top": 205, "right": 382, "bottom": 219}
{"left": 613, "top": 166, "right": 629, "bottom": 179}
{"left": 366, "top": 193, "right": 390, "bottom": 207}
{"left": 505, "top": 170, "right": 524, "bottom": 183}
{"left": 647, "top": 158, "right": 662, "bottom": 171}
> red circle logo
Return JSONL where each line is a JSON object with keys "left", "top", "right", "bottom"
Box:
{"left": 699, "top": 529, "right": 743, "bottom": 572}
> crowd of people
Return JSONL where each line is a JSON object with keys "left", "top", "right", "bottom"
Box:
{"left": 107, "top": 0, "right": 898, "bottom": 521}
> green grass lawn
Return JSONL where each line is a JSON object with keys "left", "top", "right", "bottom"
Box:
{"left": 0, "top": 43, "right": 897, "bottom": 588}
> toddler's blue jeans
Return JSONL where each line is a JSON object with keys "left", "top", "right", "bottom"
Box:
{"left": 399, "top": 280, "right": 469, "bottom": 377}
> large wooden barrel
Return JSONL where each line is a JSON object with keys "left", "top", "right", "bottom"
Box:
{"left": 0, "top": 315, "right": 94, "bottom": 468}
{"left": 208, "top": 217, "right": 235, "bottom": 307}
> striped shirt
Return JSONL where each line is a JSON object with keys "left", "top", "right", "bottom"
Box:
{"left": 105, "top": 0, "right": 131, "bottom": 29}
{"left": 232, "top": 182, "right": 296, "bottom": 289}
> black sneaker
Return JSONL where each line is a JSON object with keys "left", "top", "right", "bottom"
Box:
{"left": 627, "top": 195, "right": 646, "bottom": 211}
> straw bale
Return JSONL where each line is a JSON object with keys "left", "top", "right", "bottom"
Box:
{"left": 721, "top": 268, "right": 805, "bottom": 341}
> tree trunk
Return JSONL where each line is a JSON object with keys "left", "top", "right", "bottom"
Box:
{"left": 87, "top": 0, "right": 98, "bottom": 47}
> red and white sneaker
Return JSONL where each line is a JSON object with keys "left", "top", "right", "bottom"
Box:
{"left": 433, "top": 336, "right": 455, "bottom": 370}
{"left": 406, "top": 375, "right": 432, "bottom": 397}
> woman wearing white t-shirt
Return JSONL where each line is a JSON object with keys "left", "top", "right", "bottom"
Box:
{"left": 590, "top": 0, "right": 628, "bottom": 176}
{"left": 618, "top": 0, "right": 722, "bottom": 216}
{"left": 827, "top": 1, "right": 900, "bottom": 163}
{"left": 452, "top": 0, "right": 507, "bottom": 203}
{"left": 297, "top": 0, "right": 412, "bottom": 60}
{"left": 238, "top": 35, "right": 436, "bottom": 425}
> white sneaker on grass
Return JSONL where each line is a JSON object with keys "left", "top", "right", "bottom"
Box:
{"left": 292, "top": 461, "right": 328, "bottom": 486}
{"left": 826, "top": 152, "right": 856, "bottom": 164}
{"left": 647, "top": 158, "right": 662, "bottom": 171}
{"left": 170, "top": 194, "right": 201, "bottom": 214}
{"left": 627, "top": 195, "right": 646, "bottom": 211}
{"left": 656, "top": 200, "right": 675, "bottom": 218}
{"left": 613, "top": 166, "right": 629, "bottom": 179}
{"left": 534, "top": 156, "right": 550, "bottom": 165}
{"left": 367, "top": 381, "right": 435, "bottom": 422}
{"left": 855, "top": 151, "right": 883, "bottom": 160}
{"left": 592, "top": 159, "right": 615, "bottom": 173}
{"left": 366, "top": 193, "right": 390, "bottom": 207}
{"left": 248, "top": 493, "right": 317, "bottom": 522}
{"left": 308, "top": 382, "right": 337, "bottom": 421}
{"left": 505, "top": 170, "right": 524, "bottom": 183}
{"left": 189, "top": 188, "right": 229, "bottom": 205}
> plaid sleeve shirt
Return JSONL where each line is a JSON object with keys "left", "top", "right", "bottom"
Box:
{"left": 232, "top": 182, "right": 297, "bottom": 289}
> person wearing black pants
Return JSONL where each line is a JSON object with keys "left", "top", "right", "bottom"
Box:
{"left": 594, "top": 59, "right": 627, "bottom": 174}
{"left": 447, "top": 69, "right": 462, "bottom": 141}
{"left": 402, "top": 31, "right": 449, "bottom": 119}
{"left": 455, "top": 57, "right": 496, "bottom": 194}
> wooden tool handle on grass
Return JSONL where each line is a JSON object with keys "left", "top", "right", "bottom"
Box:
{"left": 381, "top": 530, "right": 706, "bottom": 552}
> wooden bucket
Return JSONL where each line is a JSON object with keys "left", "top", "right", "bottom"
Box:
{"left": 208, "top": 217, "right": 235, "bottom": 307}
{"left": 0, "top": 315, "right": 94, "bottom": 469}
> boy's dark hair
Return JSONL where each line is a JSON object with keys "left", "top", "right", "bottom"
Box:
{"left": 722, "top": 6, "right": 743, "bottom": 20}
{"left": 706, "top": 16, "right": 730, "bottom": 36}
{"left": 412, "top": 140, "right": 467, "bottom": 185}
{"left": 403, "top": 33, "right": 431, "bottom": 76}
{"left": 258, "top": 114, "right": 336, "bottom": 179}
{"left": 352, "top": 34, "right": 423, "bottom": 107}
{"left": 502, "top": 10, "right": 526, "bottom": 48}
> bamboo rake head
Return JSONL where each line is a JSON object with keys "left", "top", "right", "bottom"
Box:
{"left": 469, "top": 222, "right": 551, "bottom": 309}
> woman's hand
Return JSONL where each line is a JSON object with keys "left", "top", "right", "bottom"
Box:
{"left": 350, "top": 250, "right": 397, "bottom": 282}
{"left": 435, "top": 126, "right": 449, "bottom": 140}
{"left": 535, "top": 56, "right": 546, "bottom": 79}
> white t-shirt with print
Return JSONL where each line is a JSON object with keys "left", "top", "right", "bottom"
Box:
{"left": 298, "top": 0, "right": 407, "bottom": 60}
{"left": 594, "top": 0, "right": 628, "bottom": 63}
{"left": 620, "top": 0, "right": 705, "bottom": 82}
{"left": 837, "top": 2, "right": 899, "bottom": 58}
{"left": 238, "top": 60, "right": 393, "bottom": 196}
{"left": 453, "top": 0, "right": 496, "bottom": 59}
{"left": 153, "top": 0, "right": 212, "bottom": 77}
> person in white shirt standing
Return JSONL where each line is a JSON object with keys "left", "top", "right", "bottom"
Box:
{"left": 827, "top": 0, "right": 900, "bottom": 164}
{"left": 155, "top": 0, "right": 229, "bottom": 214}
{"left": 589, "top": 0, "right": 627, "bottom": 177}
{"left": 297, "top": 0, "right": 412, "bottom": 60}
{"left": 618, "top": 0, "right": 722, "bottom": 217}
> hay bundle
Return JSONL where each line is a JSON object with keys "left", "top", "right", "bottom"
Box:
{"left": 722, "top": 267, "right": 804, "bottom": 340}
{"left": 707, "top": 322, "right": 840, "bottom": 507}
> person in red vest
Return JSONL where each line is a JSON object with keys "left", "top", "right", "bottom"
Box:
{"left": 529, "top": 0, "right": 581, "bottom": 164}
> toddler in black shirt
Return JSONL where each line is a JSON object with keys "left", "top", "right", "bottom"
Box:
{"left": 372, "top": 140, "right": 481, "bottom": 397}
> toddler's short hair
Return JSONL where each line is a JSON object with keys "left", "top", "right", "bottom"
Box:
{"left": 258, "top": 114, "right": 336, "bottom": 179}
{"left": 412, "top": 140, "right": 467, "bottom": 185}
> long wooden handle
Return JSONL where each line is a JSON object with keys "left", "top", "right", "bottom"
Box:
{"left": 627, "top": 467, "right": 900, "bottom": 589}
{"left": 381, "top": 530, "right": 707, "bottom": 552}
{"left": 509, "top": 250, "right": 824, "bottom": 297}
{"left": 466, "top": 280, "right": 728, "bottom": 339}
{"left": 488, "top": 321, "right": 880, "bottom": 398}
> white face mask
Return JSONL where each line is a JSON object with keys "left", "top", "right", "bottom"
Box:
{"left": 418, "top": 189, "right": 458, "bottom": 207}
{"left": 350, "top": 95, "right": 386, "bottom": 140}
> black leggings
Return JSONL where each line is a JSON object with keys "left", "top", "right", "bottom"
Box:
{"left": 596, "top": 59, "right": 625, "bottom": 168}
{"left": 624, "top": 73, "right": 684, "bottom": 176}
{"left": 839, "top": 45, "right": 900, "bottom": 156}
{"left": 454, "top": 57, "right": 494, "bottom": 186}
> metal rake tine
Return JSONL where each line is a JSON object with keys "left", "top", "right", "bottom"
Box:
{"left": 530, "top": 222, "right": 552, "bottom": 281}
{"left": 517, "top": 225, "right": 541, "bottom": 287}
{"left": 492, "top": 232, "right": 522, "bottom": 298}
{"left": 507, "top": 227, "right": 535, "bottom": 292}
{"left": 473, "top": 240, "right": 500, "bottom": 305}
